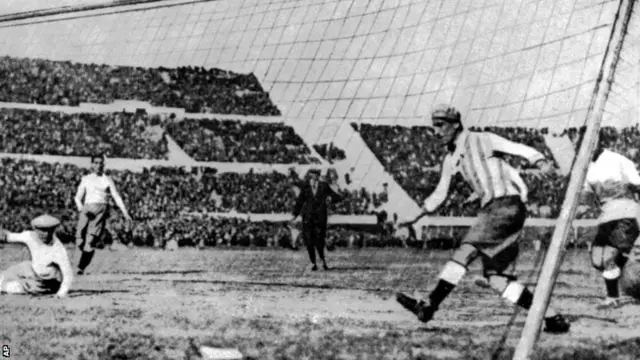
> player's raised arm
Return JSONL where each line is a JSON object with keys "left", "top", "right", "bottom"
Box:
{"left": 74, "top": 178, "right": 87, "bottom": 212}
{"left": 107, "top": 176, "right": 131, "bottom": 221}
{"left": 0, "top": 230, "right": 33, "bottom": 245}
{"left": 484, "top": 132, "right": 548, "bottom": 169}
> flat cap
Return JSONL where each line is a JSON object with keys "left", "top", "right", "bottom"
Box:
{"left": 431, "top": 104, "right": 461, "bottom": 123}
{"left": 308, "top": 168, "right": 321, "bottom": 175}
{"left": 31, "top": 214, "right": 61, "bottom": 229}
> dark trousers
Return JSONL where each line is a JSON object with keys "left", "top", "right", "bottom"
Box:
{"left": 303, "top": 222, "right": 326, "bottom": 265}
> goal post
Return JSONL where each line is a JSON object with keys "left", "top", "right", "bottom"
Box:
{"left": 512, "top": 0, "right": 638, "bottom": 359}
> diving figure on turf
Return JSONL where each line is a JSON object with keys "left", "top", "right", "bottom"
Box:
{"left": 395, "top": 104, "right": 570, "bottom": 334}
{"left": 576, "top": 138, "right": 640, "bottom": 308}
{"left": 0, "top": 214, "right": 73, "bottom": 298}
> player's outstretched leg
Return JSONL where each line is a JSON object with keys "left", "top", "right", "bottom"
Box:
{"left": 396, "top": 243, "right": 477, "bottom": 323}
{"left": 485, "top": 274, "right": 570, "bottom": 333}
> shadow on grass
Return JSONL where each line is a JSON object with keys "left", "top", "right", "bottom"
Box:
{"left": 110, "top": 270, "right": 208, "bottom": 276}
{"left": 67, "top": 289, "right": 131, "bottom": 298}
{"left": 565, "top": 313, "right": 618, "bottom": 324}
{"left": 145, "top": 277, "right": 389, "bottom": 292}
{"left": 413, "top": 326, "right": 461, "bottom": 334}
{"left": 328, "top": 266, "right": 388, "bottom": 271}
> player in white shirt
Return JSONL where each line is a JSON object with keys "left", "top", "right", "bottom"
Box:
{"left": 75, "top": 155, "right": 132, "bottom": 275}
{"left": 578, "top": 139, "right": 640, "bottom": 308}
{"left": 0, "top": 214, "right": 73, "bottom": 298}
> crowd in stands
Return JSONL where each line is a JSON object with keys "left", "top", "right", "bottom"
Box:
{"left": 0, "top": 108, "right": 169, "bottom": 159}
{"left": 313, "top": 143, "right": 346, "bottom": 163}
{"left": 0, "top": 108, "right": 324, "bottom": 164}
{"left": 0, "top": 159, "right": 385, "bottom": 245}
{"left": 0, "top": 56, "right": 280, "bottom": 115}
{"left": 166, "top": 118, "right": 315, "bottom": 163}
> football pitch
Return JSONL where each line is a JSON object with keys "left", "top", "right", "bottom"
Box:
{"left": 1, "top": 245, "right": 639, "bottom": 360}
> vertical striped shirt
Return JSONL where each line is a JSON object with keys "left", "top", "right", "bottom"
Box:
{"left": 423, "top": 130, "right": 545, "bottom": 212}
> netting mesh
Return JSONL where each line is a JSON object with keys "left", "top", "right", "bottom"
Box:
{"left": 0, "top": 0, "right": 632, "bottom": 137}
{"left": 602, "top": 3, "right": 640, "bottom": 128}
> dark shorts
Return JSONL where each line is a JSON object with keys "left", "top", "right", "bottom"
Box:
{"left": 76, "top": 203, "right": 110, "bottom": 251}
{"left": 463, "top": 195, "right": 526, "bottom": 275}
{"left": 592, "top": 218, "right": 639, "bottom": 252}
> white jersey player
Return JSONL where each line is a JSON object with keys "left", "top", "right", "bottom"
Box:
{"left": 74, "top": 154, "right": 132, "bottom": 275}
{"left": 578, "top": 142, "right": 640, "bottom": 308}
{"left": 0, "top": 214, "right": 73, "bottom": 298}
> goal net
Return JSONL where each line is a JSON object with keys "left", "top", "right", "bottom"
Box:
{"left": 1, "top": 0, "right": 635, "bottom": 129}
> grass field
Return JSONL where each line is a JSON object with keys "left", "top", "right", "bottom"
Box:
{"left": 1, "top": 244, "right": 639, "bottom": 360}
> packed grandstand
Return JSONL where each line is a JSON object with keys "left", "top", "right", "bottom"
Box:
{"left": 0, "top": 56, "right": 634, "bottom": 249}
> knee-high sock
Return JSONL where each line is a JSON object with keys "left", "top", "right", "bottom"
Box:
{"left": 489, "top": 275, "right": 557, "bottom": 317}
{"left": 428, "top": 244, "right": 479, "bottom": 307}
{"left": 603, "top": 267, "right": 621, "bottom": 298}
{"left": 429, "top": 261, "right": 467, "bottom": 307}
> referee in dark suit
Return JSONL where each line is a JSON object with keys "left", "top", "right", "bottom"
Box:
{"left": 290, "top": 169, "right": 344, "bottom": 271}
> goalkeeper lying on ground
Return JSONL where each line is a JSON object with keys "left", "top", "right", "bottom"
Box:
{"left": 0, "top": 214, "right": 73, "bottom": 298}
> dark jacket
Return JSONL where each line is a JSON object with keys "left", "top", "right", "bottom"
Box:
{"left": 292, "top": 180, "right": 344, "bottom": 225}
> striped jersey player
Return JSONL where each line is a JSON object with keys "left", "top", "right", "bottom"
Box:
{"left": 578, "top": 140, "right": 640, "bottom": 308}
{"left": 396, "top": 104, "right": 570, "bottom": 334}
{"left": 75, "top": 155, "right": 132, "bottom": 275}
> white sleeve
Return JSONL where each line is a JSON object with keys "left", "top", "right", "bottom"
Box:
{"left": 622, "top": 158, "right": 640, "bottom": 185}
{"left": 7, "top": 231, "right": 33, "bottom": 244}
